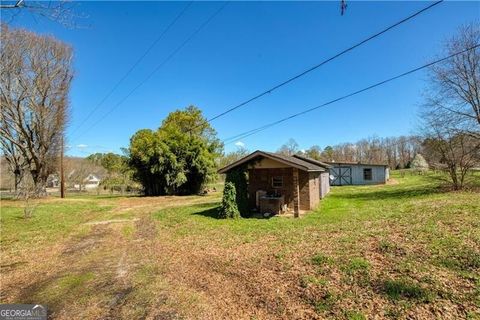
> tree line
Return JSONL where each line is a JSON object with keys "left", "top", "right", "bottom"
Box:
{"left": 275, "top": 136, "right": 422, "bottom": 169}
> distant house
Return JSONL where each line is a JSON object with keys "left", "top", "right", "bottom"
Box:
{"left": 218, "top": 150, "right": 331, "bottom": 216}
{"left": 83, "top": 174, "right": 101, "bottom": 189}
{"left": 73, "top": 173, "right": 101, "bottom": 190}
{"left": 326, "top": 161, "right": 389, "bottom": 185}
{"left": 46, "top": 174, "right": 60, "bottom": 188}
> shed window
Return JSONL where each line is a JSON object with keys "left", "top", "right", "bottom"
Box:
{"left": 363, "top": 168, "right": 372, "bottom": 181}
{"left": 272, "top": 176, "right": 283, "bottom": 188}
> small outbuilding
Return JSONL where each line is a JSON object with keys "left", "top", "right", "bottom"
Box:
{"left": 218, "top": 150, "right": 331, "bottom": 217}
{"left": 326, "top": 161, "right": 389, "bottom": 186}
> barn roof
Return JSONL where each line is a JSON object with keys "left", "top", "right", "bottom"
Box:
{"left": 324, "top": 161, "right": 388, "bottom": 167}
{"left": 292, "top": 154, "right": 332, "bottom": 168}
{"left": 218, "top": 150, "right": 328, "bottom": 174}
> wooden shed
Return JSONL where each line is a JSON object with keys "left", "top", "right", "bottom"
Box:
{"left": 326, "top": 161, "right": 389, "bottom": 186}
{"left": 218, "top": 151, "right": 331, "bottom": 217}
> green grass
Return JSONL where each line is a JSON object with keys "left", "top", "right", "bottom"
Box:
{"left": 0, "top": 200, "right": 112, "bottom": 251}
{"left": 311, "top": 253, "right": 332, "bottom": 266}
{"left": 300, "top": 275, "right": 328, "bottom": 288}
{"left": 381, "top": 278, "right": 436, "bottom": 302}
{"left": 344, "top": 310, "right": 367, "bottom": 320}
{"left": 1, "top": 171, "right": 479, "bottom": 319}
{"left": 378, "top": 240, "right": 399, "bottom": 254}
{"left": 35, "top": 272, "right": 96, "bottom": 306}
{"left": 313, "top": 291, "right": 338, "bottom": 313}
{"left": 343, "top": 257, "right": 370, "bottom": 275}
{"left": 149, "top": 173, "right": 479, "bottom": 252}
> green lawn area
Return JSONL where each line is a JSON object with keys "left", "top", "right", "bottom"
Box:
{"left": 1, "top": 172, "right": 479, "bottom": 319}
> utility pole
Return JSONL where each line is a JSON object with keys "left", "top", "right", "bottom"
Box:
{"left": 60, "top": 136, "right": 65, "bottom": 198}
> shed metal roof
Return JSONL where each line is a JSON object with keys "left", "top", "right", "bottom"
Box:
{"left": 218, "top": 150, "right": 328, "bottom": 174}
{"left": 293, "top": 154, "right": 332, "bottom": 168}
{"left": 324, "top": 161, "right": 388, "bottom": 167}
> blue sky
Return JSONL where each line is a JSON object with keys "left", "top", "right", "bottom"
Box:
{"left": 7, "top": 1, "right": 480, "bottom": 156}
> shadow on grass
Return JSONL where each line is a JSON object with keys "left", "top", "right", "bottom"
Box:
{"left": 332, "top": 184, "right": 444, "bottom": 201}
{"left": 192, "top": 205, "right": 221, "bottom": 219}
{"left": 191, "top": 204, "right": 269, "bottom": 220}
{"left": 375, "top": 278, "right": 436, "bottom": 303}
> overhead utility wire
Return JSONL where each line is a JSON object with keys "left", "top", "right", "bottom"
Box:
{"left": 200, "top": 0, "right": 443, "bottom": 126}
{"left": 70, "top": 1, "right": 194, "bottom": 136}
{"left": 222, "top": 44, "right": 480, "bottom": 144}
{"left": 72, "top": 1, "right": 229, "bottom": 142}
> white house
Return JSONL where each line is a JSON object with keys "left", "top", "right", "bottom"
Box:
{"left": 83, "top": 174, "right": 101, "bottom": 189}
{"left": 74, "top": 173, "right": 101, "bottom": 190}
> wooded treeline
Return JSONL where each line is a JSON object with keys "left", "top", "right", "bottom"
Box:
{"left": 218, "top": 135, "right": 423, "bottom": 170}
{"left": 294, "top": 136, "right": 422, "bottom": 169}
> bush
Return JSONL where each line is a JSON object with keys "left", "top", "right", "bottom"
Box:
{"left": 219, "top": 182, "right": 240, "bottom": 219}
{"left": 225, "top": 167, "right": 249, "bottom": 217}
{"left": 411, "top": 154, "right": 429, "bottom": 173}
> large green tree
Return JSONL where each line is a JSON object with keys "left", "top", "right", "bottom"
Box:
{"left": 128, "top": 106, "right": 222, "bottom": 196}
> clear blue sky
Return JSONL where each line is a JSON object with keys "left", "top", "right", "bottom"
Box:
{"left": 8, "top": 1, "right": 480, "bottom": 156}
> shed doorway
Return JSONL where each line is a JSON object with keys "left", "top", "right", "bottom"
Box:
{"left": 331, "top": 166, "right": 352, "bottom": 186}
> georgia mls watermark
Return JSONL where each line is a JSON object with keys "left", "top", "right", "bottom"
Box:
{"left": 0, "top": 304, "right": 47, "bottom": 320}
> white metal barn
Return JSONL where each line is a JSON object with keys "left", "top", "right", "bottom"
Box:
{"left": 326, "top": 162, "right": 389, "bottom": 186}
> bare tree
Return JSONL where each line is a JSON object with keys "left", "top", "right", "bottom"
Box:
{"left": 218, "top": 147, "right": 250, "bottom": 169}
{"left": 317, "top": 136, "right": 421, "bottom": 168}
{"left": 277, "top": 138, "right": 300, "bottom": 156}
{"left": 421, "top": 126, "right": 479, "bottom": 190}
{"left": 0, "top": 24, "right": 73, "bottom": 196}
{"left": 420, "top": 22, "right": 480, "bottom": 189}
{"left": 0, "top": 136, "right": 27, "bottom": 194}
{"left": 0, "top": 1, "right": 82, "bottom": 28}
{"left": 18, "top": 172, "right": 37, "bottom": 218}
{"left": 305, "top": 145, "right": 322, "bottom": 160}
{"left": 424, "top": 22, "right": 480, "bottom": 137}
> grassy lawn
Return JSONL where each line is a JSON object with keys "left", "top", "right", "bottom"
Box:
{"left": 1, "top": 173, "right": 479, "bottom": 319}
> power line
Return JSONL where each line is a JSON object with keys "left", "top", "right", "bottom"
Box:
{"left": 70, "top": 1, "right": 194, "bottom": 137}
{"left": 222, "top": 44, "right": 480, "bottom": 145}
{"left": 201, "top": 0, "right": 443, "bottom": 126}
{"left": 72, "top": 1, "right": 228, "bottom": 143}
{"left": 0, "top": 0, "right": 24, "bottom": 9}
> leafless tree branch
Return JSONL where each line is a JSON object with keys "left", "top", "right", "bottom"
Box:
{"left": 1, "top": 24, "right": 73, "bottom": 196}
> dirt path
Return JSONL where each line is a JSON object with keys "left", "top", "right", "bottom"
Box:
{"left": 1, "top": 194, "right": 221, "bottom": 319}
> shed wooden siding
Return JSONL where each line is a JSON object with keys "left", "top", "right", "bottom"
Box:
{"left": 329, "top": 164, "right": 388, "bottom": 185}
{"left": 308, "top": 172, "right": 319, "bottom": 210}
{"left": 320, "top": 172, "right": 330, "bottom": 198}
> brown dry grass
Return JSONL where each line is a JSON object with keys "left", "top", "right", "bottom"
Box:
{"left": 1, "top": 173, "right": 479, "bottom": 319}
